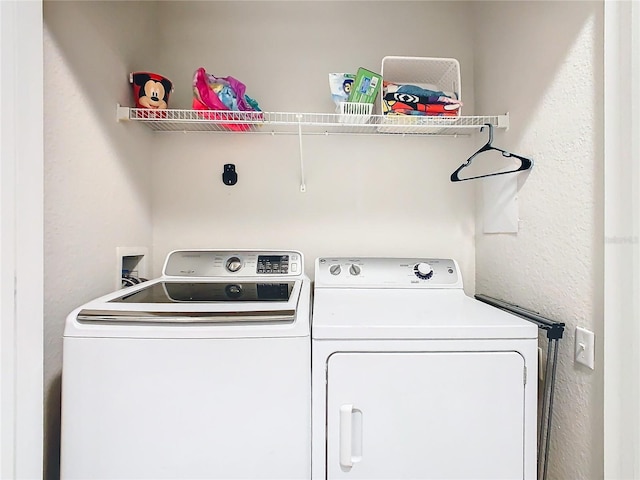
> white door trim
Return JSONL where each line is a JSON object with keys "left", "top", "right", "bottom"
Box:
{"left": 0, "top": 1, "right": 44, "bottom": 478}
{"left": 604, "top": 0, "right": 640, "bottom": 477}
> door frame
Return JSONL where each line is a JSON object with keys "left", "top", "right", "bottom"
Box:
{"left": 0, "top": 1, "right": 44, "bottom": 478}
{"left": 604, "top": 0, "right": 640, "bottom": 477}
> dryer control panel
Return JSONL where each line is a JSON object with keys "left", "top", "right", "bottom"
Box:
{"left": 315, "top": 257, "right": 462, "bottom": 288}
{"left": 163, "top": 250, "right": 303, "bottom": 277}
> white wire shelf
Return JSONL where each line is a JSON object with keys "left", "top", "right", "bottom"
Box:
{"left": 116, "top": 105, "right": 509, "bottom": 136}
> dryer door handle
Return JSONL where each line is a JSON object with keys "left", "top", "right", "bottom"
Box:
{"left": 339, "top": 404, "right": 363, "bottom": 469}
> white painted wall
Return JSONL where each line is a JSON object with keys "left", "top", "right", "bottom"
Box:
{"left": 473, "top": 2, "right": 604, "bottom": 479}
{"left": 151, "top": 1, "right": 478, "bottom": 283}
{"left": 43, "top": 1, "right": 158, "bottom": 477}
{"left": 157, "top": 2, "right": 476, "bottom": 114}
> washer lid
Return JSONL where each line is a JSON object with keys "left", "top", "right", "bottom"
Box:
{"left": 109, "top": 280, "right": 296, "bottom": 303}
{"left": 311, "top": 289, "right": 538, "bottom": 340}
{"left": 65, "top": 277, "right": 310, "bottom": 339}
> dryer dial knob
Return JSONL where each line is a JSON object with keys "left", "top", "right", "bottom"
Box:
{"left": 329, "top": 264, "right": 342, "bottom": 275}
{"left": 226, "top": 257, "right": 242, "bottom": 273}
{"left": 349, "top": 264, "right": 361, "bottom": 276}
{"left": 414, "top": 262, "right": 433, "bottom": 280}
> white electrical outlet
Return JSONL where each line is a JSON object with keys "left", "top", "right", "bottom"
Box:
{"left": 575, "top": 327, "right": 595, "bottom": 370}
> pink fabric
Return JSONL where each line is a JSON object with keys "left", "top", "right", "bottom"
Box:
{"left": 192, "top": 67, "right": 262, "bottom": 131}
{"left": 192, "top": 67, "right": 255, "bottom": 111}
{"left": 193, "top": 68, "right": 228, "bottom": 110}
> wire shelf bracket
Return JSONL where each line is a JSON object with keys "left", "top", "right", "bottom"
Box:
{"left": 296, "top": 114, "right": 306, "bottom": 192}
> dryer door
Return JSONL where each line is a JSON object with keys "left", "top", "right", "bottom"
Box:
{"left": 326, "top": 351, "right": 526, "bottom": 479}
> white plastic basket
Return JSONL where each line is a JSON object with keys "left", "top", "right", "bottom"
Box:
{"left": 339, "top": 101, "right": 373, "bottom": 124}
{"left": 380, "top": 56, "right": 461, "bottom": 115}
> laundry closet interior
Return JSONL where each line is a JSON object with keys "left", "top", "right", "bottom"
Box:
{"left": 43, "top": 1, "right": 603, "bottom": 479}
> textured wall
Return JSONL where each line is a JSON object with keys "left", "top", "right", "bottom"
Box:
{"left": 151, "top": 133, "right": 476, "bottom": 282}
{"left": 43, "top": 2, "right": 158, "bottom": 478}
{"left": 473, "top": 2, "right": 604, "bottom": 479}
{"left": 150, "top": 1, "right": 478, "bottom": 284}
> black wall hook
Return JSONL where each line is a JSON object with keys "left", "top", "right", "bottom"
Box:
{"left": 222, "top": 164, "right": 238, "bottom": 186}
{"left": 450, "top": 124, "right": 533, "bottom": 182}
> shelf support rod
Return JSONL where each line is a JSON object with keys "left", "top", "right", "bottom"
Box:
{"left": 297, "top": 114, "right": 306, "bottom": 192}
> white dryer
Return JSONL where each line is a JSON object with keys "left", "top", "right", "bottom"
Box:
{"left": 311, "top": 257, "right": 538, "bottom": 480}
{"left": 61, "top": 249, "right": 310, "bottom": 480}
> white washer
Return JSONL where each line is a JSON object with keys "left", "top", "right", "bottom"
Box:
{"left": 61, "top": 249, "right": 310, "bottom": 480}
{"left": 311, "top": 257, "right": 538, "bottom": 480}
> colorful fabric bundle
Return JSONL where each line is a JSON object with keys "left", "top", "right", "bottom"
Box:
{"left": 382, "top": 82, "right": 462, "bottom": 117}
{"left": 192, "top": 67, "right": 262, "bottom": 130}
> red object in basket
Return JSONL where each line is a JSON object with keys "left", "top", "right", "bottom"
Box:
{"left": 192, "top": 97, "right": 246, "bottom": 131}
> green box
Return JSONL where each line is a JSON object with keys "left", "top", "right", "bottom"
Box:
{"left": 347, "top": 67, "right": 382, "bottom": 104}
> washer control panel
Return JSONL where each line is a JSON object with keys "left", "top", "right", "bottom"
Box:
{"left": 315, "top": 257, "right": 462, "bottom": 288}
{"left": 163, "top": 250, "right": 303, "bottom": 277}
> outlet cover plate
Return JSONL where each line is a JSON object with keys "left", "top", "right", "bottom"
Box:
{"left": 575, "top": 326, "right": 595, "bottom": 369}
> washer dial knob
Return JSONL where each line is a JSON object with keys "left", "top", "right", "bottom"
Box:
{"left": 349, "top": 264, "right": 361, "bottom": 276}
{"left": 226, "top": 256, "right": 242, "bottom": 273}
{"left": 414, "top": 262, "right": 433, "bottom": 280}
{"left": 329, "top": 264, "right": 342, "bottom": 276}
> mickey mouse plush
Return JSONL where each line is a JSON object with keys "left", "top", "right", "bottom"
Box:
{"left": 131, "top": 72, "right": 172, "bottom": 109}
